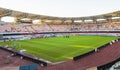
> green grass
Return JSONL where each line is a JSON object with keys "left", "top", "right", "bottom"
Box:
{"left": 0, "top": 35, "right": 118, "bottom": 62}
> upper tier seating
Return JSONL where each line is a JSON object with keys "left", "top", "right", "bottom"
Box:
{"left": 0, "top": 23, "right": 120, "bottom": 33}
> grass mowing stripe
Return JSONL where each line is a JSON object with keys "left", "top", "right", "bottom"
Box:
{"left": 0, "top": 36, "right": 118, "bottom": 62}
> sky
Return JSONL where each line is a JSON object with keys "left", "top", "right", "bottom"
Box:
{"left": 0, "top": 0, "right": 120, "bottom": 17}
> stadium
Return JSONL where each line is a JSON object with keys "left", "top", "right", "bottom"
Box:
{"left": 0, "top": 1, "right": 120, "bottom": 70}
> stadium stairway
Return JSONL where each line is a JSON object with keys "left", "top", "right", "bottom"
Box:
{"left": 24, "top": 26, "right": 30, "bottom": 32}
{"left": 12, "top": 24, "right": 18, "bottom": 32}
{"left": 31, "top": 25, "right": 38, "bottom": 32}
{"left": 40, "top": 39, "right": 120, "bottom": 70}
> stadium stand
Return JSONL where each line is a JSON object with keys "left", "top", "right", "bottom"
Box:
{"left": 1, "top": 7, "right": 120, "bottom": 70}
{"left": 0, "top": 23, "right": 120, "bottom": 33}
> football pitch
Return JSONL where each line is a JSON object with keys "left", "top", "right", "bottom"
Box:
{"left": 0, "top": 35, "right": 118, "bottom": 62}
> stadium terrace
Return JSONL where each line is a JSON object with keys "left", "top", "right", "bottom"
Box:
{"left": 0, "top": 7, "right": 120, "bottom": 70}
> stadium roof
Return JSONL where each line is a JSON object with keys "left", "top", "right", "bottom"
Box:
{"left": 1, "top": 0, "right": 120, "bottom": 17}
{"left": 0, "top": 7, "right": 120, "bottom": 21}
